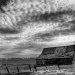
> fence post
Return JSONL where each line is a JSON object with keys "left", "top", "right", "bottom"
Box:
{"left": 29, "top": 64, "right": 31, "bottom": 71}
{"left": 17, "top": 66, "right": 19, "bottom": 73}
{"left": 34, "top": 65, "right": 37, "bottom": 72}
{"left": 4, "top": 64, "right": 10, "bottom": 74}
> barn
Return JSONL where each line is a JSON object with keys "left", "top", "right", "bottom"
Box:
{"left": 36, "top": 45, "right": 75, "bottom": 66}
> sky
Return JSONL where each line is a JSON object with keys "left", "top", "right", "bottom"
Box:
{"left": 0, "top": 0, "right": 75, "bottom": 58}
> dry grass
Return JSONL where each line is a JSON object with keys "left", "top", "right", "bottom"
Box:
{"left": 34, "top": 65, "right": 75, "bottom": 75}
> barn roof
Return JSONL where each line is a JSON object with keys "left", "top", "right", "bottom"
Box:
{"left": 37, "top": 45, "right": 75, "bottom": 59}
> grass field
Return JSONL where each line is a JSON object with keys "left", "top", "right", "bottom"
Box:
{"left": 34, "top": 65, "right": 75, "bottom": 75}
{"left": 34, "top": 70, "right": 75, "bottom": 75}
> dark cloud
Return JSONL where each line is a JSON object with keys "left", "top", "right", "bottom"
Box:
{"left": 0, "top": 0, "right": 10, "bottom": 6}
{"left": 0, "top": 0, "right": 10, "bottom": 12}
{"left": 31, "top": 10, "right": 75, "bottom": 22}
{"left": 4, "top": 36, "right": 19, "bottom": 40}
{"left": 0, "top": 27, "right": 20, "bottom": 34}
{"left": 0, "top": 47, "right": 8, "bottom": 51}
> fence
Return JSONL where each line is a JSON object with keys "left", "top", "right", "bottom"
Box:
{"left": 0, "top": 64, "right": 36, "bottom": 74}
{"left": 0, "top": 63, "right": 75, "bottom": 75}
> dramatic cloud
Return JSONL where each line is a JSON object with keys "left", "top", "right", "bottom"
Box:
{"left": 0, "top": 0, "right": 75, "bottom": 58}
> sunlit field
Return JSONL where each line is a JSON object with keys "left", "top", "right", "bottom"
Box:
{"left": 34, "top": 65, "right": 75, "bottom": 75}
{"left": 34, "top": 70, "right": 75, "bottom": 75}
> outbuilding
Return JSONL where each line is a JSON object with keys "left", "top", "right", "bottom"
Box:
{"left": 36, "top": 45, "right": 75, "bottom": 66}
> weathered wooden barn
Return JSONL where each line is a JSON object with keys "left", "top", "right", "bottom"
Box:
{"left": 36, "top": 45, "right": 75, "bottom": 66}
